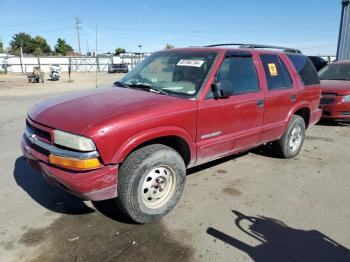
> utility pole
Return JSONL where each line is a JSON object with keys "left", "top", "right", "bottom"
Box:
{"left": 95, "top": 23, "right": 98, "bottom": 88}
{"left": 75, "top": 17, "right": 82, "bottom": 55}
{"left": 95, "top": 23, "right": 98, "bottom": 58}
{"left": 138, "top": 45, "right": 142, "bottom": 62}
{"left": 138, "top": 45, "right": 142, "bottom": 54}
{"left": 19, "top": 46, "right": 24, "bottom": 73}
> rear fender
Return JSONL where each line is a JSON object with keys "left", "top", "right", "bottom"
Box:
{"left": 285, "top": 101, "right": 310, "bottom": 128}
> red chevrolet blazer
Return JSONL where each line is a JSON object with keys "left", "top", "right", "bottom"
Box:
{"left": 319, "top": 60, "right": 350, "bottom": 122}
{"left": 21, "top": 44, "right": 322, "bottom": 223}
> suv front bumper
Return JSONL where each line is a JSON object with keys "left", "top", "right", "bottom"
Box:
{"left": 21, "top": 134, "right": 118, "bottom": 201}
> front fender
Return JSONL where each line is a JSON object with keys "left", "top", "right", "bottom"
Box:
{"left": 111, "top": 126, "right": 196, "bottom": 166}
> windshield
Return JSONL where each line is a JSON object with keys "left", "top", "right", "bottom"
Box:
{"left": 119, "top": 51, "right": 217, "bottom": 97}
{"left": 319, "top": 63, "right": 350, "bottom": 81}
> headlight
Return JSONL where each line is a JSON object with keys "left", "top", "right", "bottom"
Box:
{"left": 53, "top": 130, "right": 96, "bottom": 151}
{"left": 341, "top": 95, "right": 350, "bottom": 103}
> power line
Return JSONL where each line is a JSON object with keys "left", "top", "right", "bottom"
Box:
{"left": 0, "top": 18, "right": 71, "bottom": 27}
{"left": 301, "top": 44, "right": 337, "bottom": 50}
{"left": 0, "top": 27, "right": 75, "bottom": 38}
{"left": 100, "top": 26, "right": 217, "bottom": 34}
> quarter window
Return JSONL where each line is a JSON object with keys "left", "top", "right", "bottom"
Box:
{"left": 260, "top": 54, "right": 293, "bottom": 90}
{"left": 287, "top": 54, "right": 320, "bottom": 86}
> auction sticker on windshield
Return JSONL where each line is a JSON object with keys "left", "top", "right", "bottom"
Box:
{"left": 177, "top": 59, "right": 204, "bottom": 67}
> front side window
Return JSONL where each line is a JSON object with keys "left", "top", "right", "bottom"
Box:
{"left": 119, "top": 51, "right": 217, "bottom": 98}
{"left": 260, "top": 54, "right": 293, "bottom": 90}
{"left": 213, "top": 55, "right": 259, "bottom": 96}
{"left": 319, "top": 63, "right": 350, "bottom": 81}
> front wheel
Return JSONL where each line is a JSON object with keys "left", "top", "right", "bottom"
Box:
{"left": 116, "top": 144, "right": 186, "bottom": 223}
{"left": 274, "top": 115, "right": 306, "bottom": 158}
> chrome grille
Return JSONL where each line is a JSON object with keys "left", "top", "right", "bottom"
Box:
{"left": 26, "top": 120, "right": 51, "bottom": 141}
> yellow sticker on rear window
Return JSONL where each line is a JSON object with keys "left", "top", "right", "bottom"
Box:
{"left": 268, "top": 63, "right": 278, "bottom": 76}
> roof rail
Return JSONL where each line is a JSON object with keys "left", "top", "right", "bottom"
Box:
{"left": 204, "top": 43, "right": 302, "bottom": 53}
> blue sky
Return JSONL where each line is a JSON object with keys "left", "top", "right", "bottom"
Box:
{"left": 0, "top": 0, "right": 342, "bottom": 55}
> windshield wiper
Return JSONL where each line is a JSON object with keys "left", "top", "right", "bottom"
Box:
{"left": 128, "top": 83, "right": 169, "bottom": 95}
{"left": 115, "top": 81, "right": 169, "bottom": 95}
{"left": 114, "top": 81, "right": 130, "bottom": 88}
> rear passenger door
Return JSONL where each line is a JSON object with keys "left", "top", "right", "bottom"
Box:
{"left": 259, "top": 54, "right": 298, "bottom": 143}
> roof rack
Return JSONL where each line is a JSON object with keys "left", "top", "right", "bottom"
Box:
{"left": 204, "top": 43, "right": 302, "bottom": 53}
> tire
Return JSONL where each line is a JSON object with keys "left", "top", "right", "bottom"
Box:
{"left": 274, "top": 115, "right": 306, "bottom": 158}
{"left": 116, "top": 144, "right": 186, "bottom": 223}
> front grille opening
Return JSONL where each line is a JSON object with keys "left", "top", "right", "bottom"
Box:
{"left": 320, "top": 97, "right": 336, "bottom": 105}
{"left": 322, "top": 93, "right": 337, "bottom": 97}
{"left": 322, "top": 111, "right": 332, "bottom": 117}
{"left": 340, "top": 112, "right": 350, "bottom": 116}
{"left": 26, "top": 120, "right": 51, "bottom": 141}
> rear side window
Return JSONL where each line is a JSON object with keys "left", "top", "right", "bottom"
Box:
{"left": 216, "top": 55, "right": 259, "bottom": 95}
{"left": 287, "top": 54, "right": 320, "bottom": 86}
{"left": 260, "top": 54, "right": 293, "bottom": 90}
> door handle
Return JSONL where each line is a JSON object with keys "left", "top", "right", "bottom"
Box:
{"left": 256, "top": 99, "right": 264, "bottom": 108}
{"left": 290, "top": 95, "right": 297, "bottom": 102}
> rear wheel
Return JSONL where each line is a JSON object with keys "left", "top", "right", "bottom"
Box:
{"left": 116, "top": 144, "right": 186, "bottom": 223}
{"left": 274, "top": 115, "right": 306, "bottom": 158}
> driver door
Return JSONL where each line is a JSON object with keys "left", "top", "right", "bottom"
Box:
{"left": 196, "top": 52, "right": 264, "bottom": 165}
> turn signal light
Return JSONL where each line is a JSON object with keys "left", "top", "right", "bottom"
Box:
{"left": 49, "top": 154, "right": 102, "bottom": 170}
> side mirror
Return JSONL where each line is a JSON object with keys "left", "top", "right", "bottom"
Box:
{"left": 211, "top": 80, "right": 232, "bottom": 99}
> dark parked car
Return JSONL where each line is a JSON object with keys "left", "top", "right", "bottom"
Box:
{"left": 108, "top": 63, "right": 129, "bottom": 73}
{"left": 308, "top": 56, "right": 328, "bottom": 71}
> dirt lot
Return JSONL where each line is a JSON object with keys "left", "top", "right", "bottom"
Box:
{"left": 1, "top": 73, "right": 350, "bottom": 262}
{"left": 0, "top": 72, "right": 121, "bottom": 96}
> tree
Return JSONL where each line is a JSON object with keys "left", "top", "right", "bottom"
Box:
{"left": 32, "top": 36, "right": 51, "bottom": 55}
{"left": 9, "top": 33, "right": 33, "bottom": 54}
{"left": 115, "top": 47, "right": 126, "bottom": 55}
{"left": 165, "top": 44, "right": 174, "bottom": 49}
{"left": 34, "top": 47, "right": 44, "bottom": 56}
{"left": 0, "top": 39, "right": 4, "bottom": 53}
{"left": 9, "top": 33, "right": 51, "bottom": 55}
{"left": 54, "top": 38, "right": 73, "bottom": 56}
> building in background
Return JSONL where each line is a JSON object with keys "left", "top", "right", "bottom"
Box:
{"left": 337, "top": 0, "right": 350, "bottom": 61}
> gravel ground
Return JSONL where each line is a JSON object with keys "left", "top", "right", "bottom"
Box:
{"left": 0, "top": 73, "right": 350, "bottom": 262}
{"left": 0, "top": 72, "right": 121, "bottom": 96}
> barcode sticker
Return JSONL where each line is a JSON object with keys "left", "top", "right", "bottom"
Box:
{"left": 177, "top": 59, "right": 204, "bottom": 67}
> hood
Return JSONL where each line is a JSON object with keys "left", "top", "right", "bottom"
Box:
{"left": 28, "top": 86, "right": 194, "bottom": 135}
{"left": 320, "top": 80, "right": 350, "bottom": 95}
